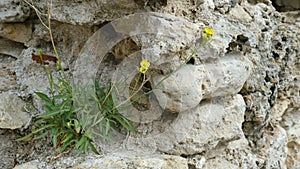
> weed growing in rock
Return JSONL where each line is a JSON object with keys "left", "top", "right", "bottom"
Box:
{"left": 17, "top": 2, "right": 137, "bottom": 155}
{"left": 18, "top": 1, "right": 214, "bottom": 155}
{"left": 18, "top": 49, "right": 138, "bottom": 155}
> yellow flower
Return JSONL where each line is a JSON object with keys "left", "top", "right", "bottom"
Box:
{"left": 202, "top": 28, "right": 214, "bottom": 40}
{"left": 139, "top": 59, "right": 150, "bottom": 74}
{"left": 139, "top": 67, "right": 148, "bottom": 74}
{"left": 140, "top": 59, "right": 150, "bottom": 69}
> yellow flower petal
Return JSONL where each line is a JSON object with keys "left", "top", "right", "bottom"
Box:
{"left": 204, "top": 28, "right": 214, "bottom": 36}
{"left": 140, "top": 59, "right": 150, "bottom": 69}
{"left": 139, "top": 67, "right": 148, "bottom": 74}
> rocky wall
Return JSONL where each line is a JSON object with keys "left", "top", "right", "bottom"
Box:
{"left": 0, "top": 0, "right": 299, "bottom": 169}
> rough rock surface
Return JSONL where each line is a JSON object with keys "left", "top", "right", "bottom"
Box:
{"left": 0, "top": 0, "right": 299, "bottom": 169}
{"left": 0, "top": 0, "right": 30, "bottom": 23}
{"left": 13, "top": 152, "right": 188, "bottom": 169}
{"left": 31, "top": 0, "right": 139, "bottom": 25}
{"left": 0, "top": 23, "right": 32, "bottom": 43}
{"left": 0, "top": 93, "right": 30, "bottom": 129}
{"left": 272, "top": 0, "right": 300, "bottom": 11}
{"left": 152, "top": 54, "right": 251, "bottom": 112}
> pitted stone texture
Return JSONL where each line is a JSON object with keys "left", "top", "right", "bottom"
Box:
{"left": 196, "top": 17, "right": 257, "bottom": 62}
{"left": 32, "top": 0, "right": 138, "bottom": 25}
{"left": 0, "top": 53, "right": 18, "bottom": 92}
{"left": 124, "top": 94, "right": 245, "bottom": 154}
{"left": 164, "top": 94, "right": 245, "bottom": 155}
{"left": 152, "top": 53, "right": 251, "bottom": 113}
{"left": 281, "top": 108, "right": 300, "bottom": 169}
{"left": 0, "top": 0, "right": 30, "bottom": 22}
{"left": 0, "top": 93, "right": 30, "bottom": 129}
{"left": 200, "top": 137, "right": 264, "bottom": 169}
{"left": 258, "top": 124, "right": 288, "bottom": 169}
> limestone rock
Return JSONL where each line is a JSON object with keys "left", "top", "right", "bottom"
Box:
{"left": 203, "top": 157, "right": 239, "bottom": 169}
{"left": 151, "top": 65, "right": 204, "bottom": 113}
{"left": 195, "top": 136, "right": 264, "bottom": 168}
{"left": 0, "top": 53, "right": 18, "bottom": 92}
{"left": 0, "top": 0, "right": 30, "bottom": 23}
{"left": 229, "top": 5, "right": 252, "bottom": 22}
{"left": 0, "top": 23, "right": 32, "bottom": 43}
{"left": 152, "top": 53, "right": 251, "bottom": 113}
{"left": 163, "top": 94, "right": 246, "bottom": 155}
{"left": 0, "top": 38, "right": 24, "bottom": 58}
{"left": 0, "top": 93, "right": 30, "bottom": 129}
{"left": 13, "top": 160, "right": 39, "bottom": 169}
{"left": 74, "top": 12, "right": 200, "bottom": 85}
{"left": 75, "top": 152, "right": 188, "bottom": 169}
{"left": 32, "top": 0, "right": 139, "bottom": 25}
{"left": 13, "top": 153, "right": 188, "bottom": 169}
{"left": 273, "top": 0, "right": 300, "bottom": 11}
{"left": 281, "top": 108, "right": 300, "bottom": 169}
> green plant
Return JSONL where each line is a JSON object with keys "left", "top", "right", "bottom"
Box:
{"left": 18, "top": 1, "right": 214, "bottom": 155}
{"left": 18, "top": 65, "right": 137, "bottom": 155}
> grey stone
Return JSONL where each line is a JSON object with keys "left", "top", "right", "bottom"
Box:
{"left": 0, "top": 0, "right": 30, "bottom": 23}
{"left": 203, "top": 157, "right": 239, "bottom": 169}
{"left": 2, "top": 0, "right": 300, "bottom": 169}
{"left": 75, "top": 152, "right": 188, "bottom": 169}
{"left": 273, "top": 0, "right": 300, "bottom": 11}
{"left": 123, "top": 94, "right": 246, "bottom": 155}
{"left": 281, "top": 108, "right": 300, "bottom": 169}
{"left": 13, "top": 152, "right": 188, "bottom": 169}
{"left": 0, "top": 93, "right": 30, "bottom": 129}
{"left": 0, "top": 53, "right": 18, "bottom": 92}
{"left": 13, "top": 160, "right": 40, "bottom": 169}
{"left": 0, "top": 38, "right": 25, "bottom": 58}
{"left": 152, "top": 53, "right": 251, "bottom": 113}
{"left": 163, "top": 94, "right": 246, "bottom": 155}
{"left": 0, "top": 23, "right": 32, "bottom": 43}
{"left": 32, "top": 0, "right": 139, "bottom": 25}
{"left": 74, "top": 12, "right": 200, "bottom": 85}
{"left": 229, "top": 5, "right": 252, "bottom": 22}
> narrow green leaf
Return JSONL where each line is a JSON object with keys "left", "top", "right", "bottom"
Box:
{"left": 111, "top": 88, "right": 117, "bottom": 107}
{"left": 105, "top": 119, "right": 111, "bottom": 136}
{"left": 34, "top": 118, "right": 46, "bottom": 125}
{"left": 89, "top": 141, "right": 100, "bottom": 155}
{"left": 83, "top": 139, "right": 89, "bottom": 154}
{"left": 32, "top": 124, "right": 56, "bottom": 134}
{"left": 53, "top": 94, "right": 68, "bottom": 100}
{"left": 62, "top": 133, "right": 74, "bottom": 143}
{"left": 33, "top": 131, "right": 48, "bottom": 140}
{"left": 35, "top": 92, "right": 51, "bottom": 103}
{"left": 113, "top": 115, "right": 135, "bottom": 132}
{"left": 76, "top": 136, "right": 87, "bottom": 149}
{"left": 59, "top": 139, "right": 75, "bottom": 153}
{"left": 16, "top": 133, "right": 33, "bottom": 141}
{"left": 39, "top": 108, "right": 69, "bottom": 118}
{"left": 45, "top": 104, "right": 54, "bottom": 111}
{"left": 52, "top": 130, "right": 58, "bottom": 148}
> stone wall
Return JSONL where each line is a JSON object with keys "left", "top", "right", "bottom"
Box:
{"left": 0, "top": 0, "right": 299, "bottom": 168}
